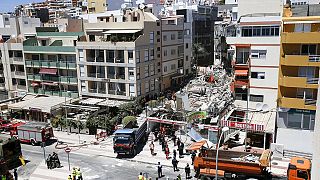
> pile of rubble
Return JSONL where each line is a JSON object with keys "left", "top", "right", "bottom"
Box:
{"left": 175, "top": 65, "right": 233, "bottom": 123}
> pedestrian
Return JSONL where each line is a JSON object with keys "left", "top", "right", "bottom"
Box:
{"left": 177, "top": 174, "right": 182, "bottom": 180}
{"left": 185, "top": 163, "right": 190, "bottom": 179}
{"left": 165, "top": 145, "right": 170, "bottom": 160}
{"left": 77, "top": 168, "right": 83, "bottom": 180}
{"left": 53, "top": 152, "right": 61, "bottom": 168}
{"left": 157, "top": 162, "right": 162, "bottom": 178}
{"left": 68, "top": 175, "right": 72, "bottom": 180}
{"left": 178, "top": 146, "right": 183, "bottom": 158}
{"left": 149, "top": 141, "right": 155, "bottom": 155}
{"left": 13, "top": 168, "right": 18, "bottom": 180}
{"left": 191, "top": 151, "right": 196, "bottom": 165}
{"left": 172, "top": 134, "right": 176, "bottom": 146}
{"left": 173, "top": 149, "right": 177, "bottom": 159}
{"left": 158, "top": 133, "right": 162, "bottom": 145}
{"left": 172, "top": 157, "right": 179, "bottom": 171}
{"left": 162, "top": 140, "right": 166, "bottom": 151}
{"left": 72, "top": 167, "right": 77, "bottom": 180}
{"left": 138, "top": 172, "right": 144, "bottom": 180}
{"left": 177, "top": 138, "right": 181, "bottom": 148}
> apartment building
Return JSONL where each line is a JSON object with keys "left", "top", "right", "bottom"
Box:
{"left": 276, "top": 5, "right": 320, "bottom": 156}
{"left": 83, "top": 0, "right": 107, "bottom": 14}
{"left": 76, "top": 9, "right": 161, "bottom": 100}
{"left": 0, "top": 15, "right": 41, "bottom": 99}
{"left": 24, "top": 28, "right": 81, "bottom": 98}
{"left": 160, "top": 16, "right": 185, "bottom": 89}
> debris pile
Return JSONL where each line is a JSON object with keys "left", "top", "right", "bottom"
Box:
{"left": 231, "top": 154, "right": 260, "bottom": 163}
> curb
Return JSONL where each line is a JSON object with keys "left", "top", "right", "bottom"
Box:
{"left": 96, "top": 154, "right": 189, "bottom": 169}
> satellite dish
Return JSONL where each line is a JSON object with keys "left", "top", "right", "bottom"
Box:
{"left": 255, "top": 103, "right": 263, "bottom": 111}
{"left": 121, "top": 3, "right": 127, "bottom": 9}
{"left": 262, "top": 104, "right": 269, "bottom": 112}
{"left": 138, "top": 3, "right": 146, "bottom": 9}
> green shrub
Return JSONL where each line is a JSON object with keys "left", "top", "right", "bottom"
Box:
{"left": 122, "top": 116, "right": 137, "bottom": 126}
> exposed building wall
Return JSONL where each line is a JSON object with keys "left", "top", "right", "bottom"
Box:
{"left": 237, "top": 0, "right": 283, "bottom": 19}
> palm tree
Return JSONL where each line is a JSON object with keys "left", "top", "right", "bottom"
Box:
{"left": 192, "top": 43, "right": 205, "bottom": 77}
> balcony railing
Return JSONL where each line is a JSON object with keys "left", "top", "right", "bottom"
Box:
{"left": 306, "top": 77, "right": 319, "bottom": 84}
{"left": 108, "top": 90, "right": 116, "bottom": 95}
{"left": 235, "top": 57, "right": 249, "bottom": 65}
{"left": 117, "top": 91, "right": 126, "bottom": 96}
{"left": 25, "top": 60, "right": 76, "bottom": 69}
{"left": 305, "top": 99, "right": 317, "bottom": 106}
{"left": 116, "top": 74, "right": 125, "bottom": 80}
{"left": 309, "top": 55, "right": 320, "bottom": 62}
{"left": 17, "top": 85, "right": 27, "bottom": 90}
{"left": 11, "top": 57, "right": 23, "bottom": 62}
{"left": 14, "top": 71, "right": 25, "bottom": 76}
{"left": 89, "top": 89, "right": 97, "bottom": 93}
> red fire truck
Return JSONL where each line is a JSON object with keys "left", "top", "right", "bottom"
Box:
{"left": 16, "top": 122, "right": 54, "bottom": 146}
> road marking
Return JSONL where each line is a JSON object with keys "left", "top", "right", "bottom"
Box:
{"left": 86, "top": 175, "right": 100, "bottom": 179}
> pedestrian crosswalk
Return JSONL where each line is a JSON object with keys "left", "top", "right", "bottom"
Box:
{"left": 30, "top": 160, "right": 71, "bottom": 180}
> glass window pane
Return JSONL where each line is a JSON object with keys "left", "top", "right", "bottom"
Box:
{"left": 288, "top": 113, "right": 302, "bottom": 129}
{"left": 303, "top": 114, "right": 310, "bottom": 130}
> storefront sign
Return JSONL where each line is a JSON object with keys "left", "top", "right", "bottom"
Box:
{"left": 220, "top": 120, "right": 264, "bottom": 132}
{"left": 188, "top": 111, "right": 207, "bottom": 121}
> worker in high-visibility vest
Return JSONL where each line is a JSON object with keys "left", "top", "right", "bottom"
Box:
{"left": 19, "top": 155, "right": 26, "bottom": 166}
{"left": 72, "top": 168, "right": 77, "bottom": 180}
{"left": 138, "top": 172, "right": 144, "bottom": 180}
{"left": 77, "top": 168, "right": 83, "bottom": 180}
{"left": 67, "top": 175, "right": 72, "bottom": 180}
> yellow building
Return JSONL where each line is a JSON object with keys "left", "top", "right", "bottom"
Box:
{"left": 85, "top": 0, "right": 106, "bottom": 14}
{"left": 276, "top": 4, "right": 319, "bottom": 156}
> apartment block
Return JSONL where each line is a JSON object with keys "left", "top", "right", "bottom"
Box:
{"left": 160, "top": 16, "right": 185, "bottom": 90}
{"left": 83, "top": 0, "right": 107, "bottom": 14}
{"left": 227, "top": 14, "right": 281, "bottom": 111}
{"left": 24, "top": 28, "right": 81, "bottom": 98}
{"left": 276, "top": 5, "right": 320, "bottom": 155}
{"left": 0, "top": 15, "right": 41, "bottom": 99}
{"left": 76, "top": 9, "right": 161, "bottom": 100}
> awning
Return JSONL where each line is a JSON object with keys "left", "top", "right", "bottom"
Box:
{"left": 39, "top": 68, "right": 57, "bottom": 75}
{"left": 186, "top": 140, "right": 207, "bottom": 151}
{"left": 31, "top": 82, "right": 39, "bottom": 87}
{"left": 41, "top": 82, "right": 58, "bottom": 86}
{"left": 103, "top": 29, "right": 141, "bottom": 34}
{"left": 235, "top": 70, "right": 248, "bottom": 76}
{"left": 235, "top": 44, "right": 251, "bottom": 47}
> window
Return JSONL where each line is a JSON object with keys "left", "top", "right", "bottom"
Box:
{"left": 298, "top": 67, "right": 315, "bottom": 78}
{"left": 89, "top": 35, "right": 95, "bottom": 42}
{"left": 186, "top": 43, "right": 189, "bottom": 49}
{"left": 137, "top": 67, "right": 140, "bottom": 79}
{"left": 164, "top": 66, "right": 167, "bottom": 72}
{"left": 251, "top": 72, "right": 265, "bottom": 79}
{"left": 24, "top": 21, "right": 28, "bottom": 24}
{"left": 288, "top": 113, "right": 302, "bottom": 129}
{"left": 163, "top": 35, "right": 167, "bottom": 41}
{"left": 241, "top": 26, "right": 280, "bottom": 37}
{"left": 186, "top": 56, "right": 189, "bottom": 61}
{"left": 144, "top": 49, "right": 149, "bottom": 61}
{"left": 128, "top": 50, "right": 133, "bottom": 63}
{"left": 185, "top": 29, "right": 190, "bottom": 35}
{"left": 137, "top": 83, "right": 141, "bottom": 95}
{"left": 136, "top": 50, "right": 140, "bottom": 63}
{"left": 171, "top": 64, "right": 176, "bottom": 70}
{"left": 149, "top": 32, "right": 154, "bottom": 43}
{"left": 295, "top": 23, "right": 311, "bottom": 32}
{"left": 168, "top": 20, "right": 175, "bottom": 25}
{"left": 150, "top": 79, "right": 155, "bottom": 91}
{"left": 171, "top": 34, "right": 176, "bottom": 40}
{"left": 164, "top": 50, "right": 167, "bottom": 57}
{"left": 81, "top": 81, "right": 86, "bottom": 92}
{"left": 150, "top": 64, "right": 154, "bottom": 76}
{"left": 80, "top": 65, "right": 85, "bottom": 77}
{"left": 157, "top": 31, "right": 160, "bottom": 35}
{"left": 129, "top": 83, "right": 135, "bottom": 96}
{"left": 297, "top": 170, "right": 309, "bottom": 180}
{"left": 251, "top": 50, "right": 267, "bottom": 59}
{"left": 249, "top": 94, "right": 264, "bottom": 102}
{"left": 178, "top": 31, "right": 183, "bottom": 39}
{"left": 145, "top": 81, "right": 149, "bottom": 93}
{"left": 150, "top": 49, "right": 154, "bottom": 59}
{"left": 171, "top": 49, "right": 176, "bottom": 55}
{"left": 144, "top": 65, "right": 149, "bottom": 77}
{"left": 129, "top": 67, "right": 135, "bottom": 80}
{"left": 301, "top": 44, "right": 316, "bottom": 55}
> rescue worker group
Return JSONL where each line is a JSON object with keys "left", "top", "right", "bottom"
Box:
{"left": 46, "top": 152, "right": 82, "bottom": 180}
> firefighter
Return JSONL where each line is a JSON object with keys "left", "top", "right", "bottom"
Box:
{"left": 177, "top": 138, "right": 181, "bottom": 148}
{"left": 138, "top": 172, "right": 144, "bottom": 180}
{"left": 52, "top": 152, "right": 61, "bottom": 168}
{"left": 177, "top": 174, "right": 182, "bottom": 180}
{"left": 46, "top": 154, "right": 52, "bottom": 169}
{"left": 157, "top": 162, "right": 162, "bottom": 178}
{"left": 173, "top": 149, "right": 177, "bottom": 159}
{"left": 165, "top": 145, "right": 170, "bottom": 160}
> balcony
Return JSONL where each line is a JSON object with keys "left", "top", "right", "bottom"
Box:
{"left": 116, "top": 91, "right": 126, "bottom": 96}
{"left": 60, "top": 76, "right": 77, "bottom": 84}
{"left": 281, "top": 32, "right": 320, "bottom": 44}
{"left": 17, "top": 85, "right": 26, "bottom": 90}
{"left": 279, "top": 97, "right": 316, "bottom": 110}
{"left": 25, "top": 60, "right": 77, "bottom": 69}
{"left": 23, "top": 46, "right": 76, "bottom": 53}
{"left": 279, "top": 76, "right": 319, "bottom": 89}
{"left": 281, "top": 55, "right": 320, "bottom": 66}
{"left": 10, "top": 57, "right": 24, "bottom": 64}
{"left": 88, "top": 73, "right": 105, "bottom": 79}
{"left": 42, "top": 76, "right": 59, "bottom": 82}
{"left": 27, "top": 74, "right": 41, "bottom": 81}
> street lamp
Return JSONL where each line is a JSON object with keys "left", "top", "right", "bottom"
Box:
{"left": 216, "top": 126, "right": 229, "bottom": 180}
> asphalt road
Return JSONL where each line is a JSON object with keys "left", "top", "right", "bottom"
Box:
{"left": 19, "top": 143, "right": 190, "bottom": 180}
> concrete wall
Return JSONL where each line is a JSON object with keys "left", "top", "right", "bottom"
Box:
{"left": 277, "top": 127, "right": 314, "bottom": 154}
{"left": 237, "top": 0, "right": 283, "bottom": 19}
